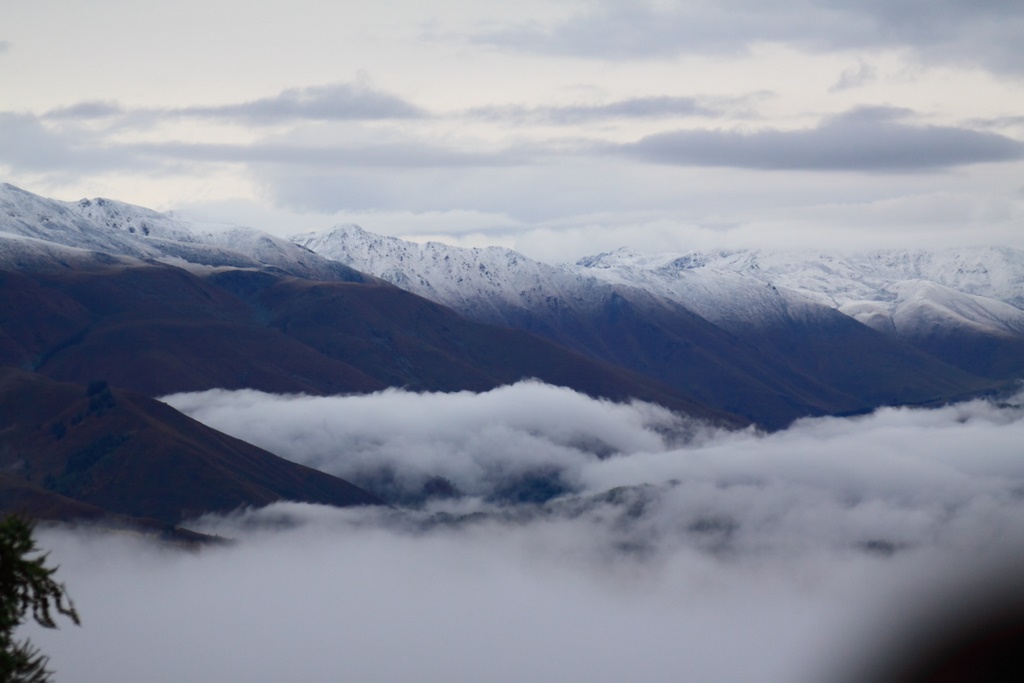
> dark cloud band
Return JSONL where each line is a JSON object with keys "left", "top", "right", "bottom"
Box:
{"left": 41, "top": 83, "right": 424, "bottom": 125}
{"left": 474, "top": 0, "right": 1024, "bottom": 75}
{"left": 621, "top": 107, "right": 1024, "bottom": 171}
{"left": 466, "top": 95, "right": 756, "bottom": 124}
{"left": 177, "top": 83, "right": 425, "bottom": 122}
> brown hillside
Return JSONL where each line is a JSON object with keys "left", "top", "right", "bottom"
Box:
{"left": 0, "top": 368, "right": 384, "bottom": 526}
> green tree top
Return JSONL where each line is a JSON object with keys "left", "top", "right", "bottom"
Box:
{"left": 0, "top": 515, "right": 79, "bottom": 683}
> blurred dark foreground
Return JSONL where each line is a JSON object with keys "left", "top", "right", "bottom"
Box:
{"left": 837, "top": 560, "right": 1024, "bottom": 683}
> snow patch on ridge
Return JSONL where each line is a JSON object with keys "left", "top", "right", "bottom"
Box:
{"left": 291, "top": 224, "right": 608, "bottom": 320}
{"left": 0, "top": 184, "right": 364, "bottom": 281}
{"left": 293, "top": 222, "right": 1024, "bottom": 342}
{"left": 575, "top": 246, "right": 1024, "bottom": 336}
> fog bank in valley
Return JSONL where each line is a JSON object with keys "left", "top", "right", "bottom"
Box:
{"left": 25, "top": 383, "right": 1024, "bottom": 683}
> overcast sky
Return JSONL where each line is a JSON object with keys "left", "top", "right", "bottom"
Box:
{"left": 2, "top": 0, "right": 1023, "bottom": 262}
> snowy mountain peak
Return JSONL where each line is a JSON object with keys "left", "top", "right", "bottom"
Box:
{"left": 577, "top": 247, "right": 767, "bottom": 274}
{"left": 574, "top": 247, "right": 637, "bottom": 268}
{"left": 292, "top": 221, "right": 1024, "bottom": 346}
{"left": 291, "top": 225, "right": 598, "bottom": 319}
{"left": 575, "top": 246, "right": 1024, "bottom": 310}
{"left": 839, "top": 279, "right": 1024, "bottom": 338}
{"left": 66, "top": 195, "right": 199, "bottom": 244}
{"left": 0, "top": 184, "right": 366, "bottom": 281}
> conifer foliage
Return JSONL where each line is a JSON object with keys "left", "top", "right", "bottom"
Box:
{"left": 0, "top": 515, "right": 79, "bottom": 683}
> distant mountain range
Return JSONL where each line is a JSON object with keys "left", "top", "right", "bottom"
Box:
{"left": 2, "top": 182, "right": 1022, "bottom": 527}
{"left": 296, "top": 225, "right": 1023, "bottom": 426}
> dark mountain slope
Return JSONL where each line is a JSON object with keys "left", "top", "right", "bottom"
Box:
{"left": 511, "top": 291, "right": 869, "bottom": 427}
{"left": 0, "top": 256, "right": 741, "bottom": 426}
{"left": 451, "top": 287, "right": 996, "bottom": 428}
{"left": 0, "top": 368, "right": 384, "bottom": 525}
{"left": 0, "top": 264, "right": 385, "bottom": 396}
{"left": 0, "top": 471, "right": 113, "bottom": 522}
{"left": 211, "top": 270, "right": 742, "bottom": 425}
{"left": 741, "top": 310, "right": 999, "bottom": 408}
{"left": 891, "top": 325, "right": 1024, "bottom": 381}
{"left": 294, "top": 226, "right": 1014, "bottom": 428}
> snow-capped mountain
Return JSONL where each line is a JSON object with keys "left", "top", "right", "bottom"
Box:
{"left": 292, "top": 225, "right": 607, "bottom": 323}
{"left": 0, "top": 183, "right": 367, "bottom": 282}
{"left": 291, "top": 224, "right": 1022, "bottom": 427}
{"left": 292, "top": 225, "right": 818, "bottom": 333}
{"left": 4, "top": 183, "right": 735, "bottom": 433}
{"left": 573, "top": 246, "right": 1024, "bottom": 380}
{"left": 4, "top": 182, "right": 1020, "bottom": 429}
{"left": 577, "top": 245, "right": 1024, "bottom": 348}
{"left": 577, "top": 246, "right": 1024, "bottom": 324}
{"left": 838, "top": 280, "right": 1024, "bottom": 338}
{"left": 293, "top": 223, "right": 1024, "bottom": 345}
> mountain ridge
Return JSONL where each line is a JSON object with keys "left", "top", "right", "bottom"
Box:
{"left": 293, "top": 223, "right": 1017, "bottom": 426}
{"left": 3, "top": 182, "right": 1019, "bottom": 429}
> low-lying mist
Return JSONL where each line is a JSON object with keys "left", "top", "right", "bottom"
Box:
{"left": 165, "top": 381, "right": 707, "bottom": 504}
{"left": 26, "top": 382, "right": 1024, "bottom": 682}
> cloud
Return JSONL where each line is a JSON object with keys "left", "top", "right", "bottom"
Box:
{"left": 22, "top": 385, "right": 1024, "bottom": 683}
{"left": 466, "top": 94, "right": 761, "bottom": 124}
{"left": 37, "top": 85, "right": 761, "bottom": 132}
{"left": 473, "top": 0, "right": 1024, "bottom": 75}
{"left": 7, "top": 95, "right": 1022, "bottom": 260}
{"left": 0, "top": 41, "right": 9, "bottom": 55}
{"left": 620, "top": 106, "right": 1024, "bottom": 171}
{"left": 162, "top": 382, "right": 1024, "bottom": 539}
{"left": 162, "top": 381, "right": 697, "bottom": 503}
{"left": 969, "top": 114, "right": 1024, "bottom": 131}
{"left": 246, "top": 146, "right": 1024, "bottom": 247}
{"left": 0, "top": 111, "right": 528, "bottom": 180}
{"left": 176, "top": 82, "right": 425, "bottom": 122}
{"left": 37, "top": 82, "right": 424, "bottom": 126}
{"left": 254, "top": 156, "right": 616, "bottom": 217}
{"left": 24, "top": 508, "right": 872, "bottom": 683}
{"left": 830, "top": 61, "right": 877, "bottom": 92}
{"left": 474, "top": 1, "right": 776, "bottom": 59}
{"left": 43, "top": 101, "right": 127, "bottom": 120}
{"left": 0, "top": 113, "right": 135, "bottom": 174}
{"left": 134, "top": 139, "right": 530, "bottom": 169}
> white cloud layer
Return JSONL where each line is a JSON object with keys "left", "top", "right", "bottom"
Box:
{"left": 163, "top": 382, "right": 698, "bottom": 502}
{"left": 21, "top": 383, "right": 1024, "bottom": 682}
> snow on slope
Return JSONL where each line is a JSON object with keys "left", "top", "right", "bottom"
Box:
{"left": 195, "top": 226, "right": 370, "bottom": 282}
{"left": 0, "top": 184, "right": 366, "bottom": 281}
{"left": 294, "top": 228, "right": 837, "bottom": 330}
{"left": 67, "top": 194, "right": 200, "bottom": 244}
{"left": 292, "top": 223, "right": 1024, "bottom": 341}
{"left": 0, "top": 232, "right": 144, "bottom": 272}
{"left": 580, "top": 247, "right": 1024, "bottom": 310}
{"left": 292, "top": 225, "right": 608, "bottom": 320}
{"left": 572, "top": 247, "right": 819, "bottom": 328}
{"left": 1, "top": 182, "right": 173, "bottom": 260}
{"left": 841, "top": 280, "right": 1024, "bottom": 338}
{"left": 577, "top": 247, "right": 1024, "bottom": 337}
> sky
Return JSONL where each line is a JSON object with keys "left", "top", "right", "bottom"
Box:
{"left": 24, "top": 383, "right": 1024, "bottom": 682}
{"left": 2, "top": 0, "right": 1023, "bottom": 262}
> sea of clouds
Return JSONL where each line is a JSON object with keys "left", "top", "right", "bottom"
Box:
{"left": 25, "top": 382, "right": 1024, "bottom": 683}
